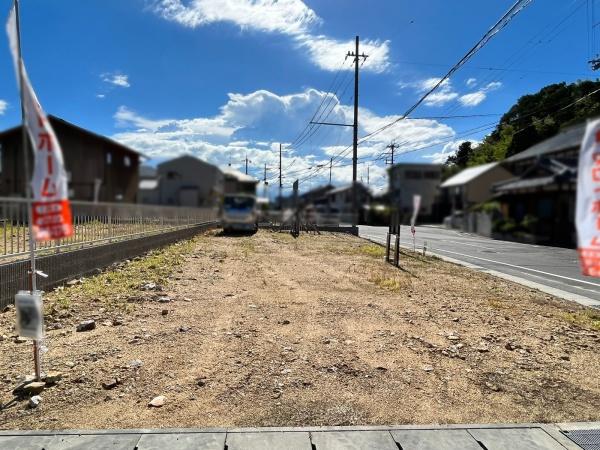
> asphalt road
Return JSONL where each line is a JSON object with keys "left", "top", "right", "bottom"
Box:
{"left": 359, "top": 225, "right": 600, "bottom": 308}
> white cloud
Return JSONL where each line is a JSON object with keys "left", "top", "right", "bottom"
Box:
{"left": 0, "top": 100, "right": 7, "bottom": 115}
{"left": 113, "top": 88, "right": 456, "bottom": 192}
{"left": 466, "top": 77, "right": 477, "bottom": 88}
{"left": 151, "top": 0, "right": 389, "bottom": 72}
{"left": 459, "top": 81, "right": 502, "bottom": 107}
{"left": 151, "top": 0, "right": 318, "bottom": 34}
{"left": 295, "top": 34, "right": 390, "bottom": 73}
{"left": 399, "top": 78, "right": 459, "bottom": 107}
{"left": 102, "top": 72, "right": 130, "bottom": 88}
{"left": 96, "top": 94, "right": 106, "bottom": 99}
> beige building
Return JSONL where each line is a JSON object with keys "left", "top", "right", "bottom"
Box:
{"left": 388, "top": 163, "right": 442, "bottom": 220}
{"left": 138, "top": 155, "right": 223, "bottom": 207}
{"left": 441, "top": 162, "right": 512, "bottom": 213}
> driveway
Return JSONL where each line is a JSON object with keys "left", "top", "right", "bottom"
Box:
{"left": 359, "top": 225, "right": 600, "bottom": 308}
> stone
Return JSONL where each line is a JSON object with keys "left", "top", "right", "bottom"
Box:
{"left": 65, "top": 361, "right": 76, "bottom": 368}
{"left": 447, "top": 334, "right": 460, "bottom": 341}
{"left": 161, "top": 309, "right": 169, "bottom": 316}
{"left": 43, "top": 371, "right": 63, "bottom": 384}
{"left": 148, "top": 395, "right": 166, "bottom": 407}
{"left": 485, "top": 382, "right": 501, "bottom": 392}
{"left": 196, "top": 378, "right": 206, "bottom": 387}
{"left": 112, "top": 318, "right": 124, "bottom": 326}
{"left": 281, "top": 319, "right": 290, "bottom": 325}
{"left": 129, "top": 359, "right": 143, "bottom": 369}
{"left": 21, "top": 381, "right": 46, "bottom": 395}
{"left": 142, "top": 282, "right": 157, "bottom": 291}
{"left": 28, "top": 395, "right": 42, "bottom": 409}
{"left": 76, "top": 320, "right": 96, "bottom": 332}
{"left": 157, "top": 296, "right": 171, "bottom": 303}
{"left": 422, "top": 365, "right": 434, "bottom": 372}
{"left": 14, "top": 336, "right": 28, "bottom": 344}
{"left": 179, "top": 326, "right": 191, "bottom": 333}
{"left": 102, "top": 379, "right": 119, "bottom": 390}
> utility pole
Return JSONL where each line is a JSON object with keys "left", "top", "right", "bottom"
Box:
{"left": 367, "top": 165, "right": 370, "bottom": 185}
{"left": 279, "top": 143, "right": 282, "bottom": 208}
{"left": 329, "top": 157, "right": 333, "bottom": 185}
{"left": 244, "top": 153, "right": 250, "bottom": 175}
{"left": 263, "top": 163, "right": 268, "bottom": 184}
{"left": 386, "top": 142, "right": 399, "bottom": 166}
{"left": 347, "top": 36, "right": 368, "bottom": 227}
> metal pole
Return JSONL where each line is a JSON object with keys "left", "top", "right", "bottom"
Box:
{"left": 279, "top": 143, "right": 282, "bottom": 207}
{"left": 352, "top": 35, "right": 359, "bottom": 227}
{"left": 14, "top": 0, "right": 41, "bottom": 381}
{"left": 329, "top": 157, "right": 332, "bottom": 184}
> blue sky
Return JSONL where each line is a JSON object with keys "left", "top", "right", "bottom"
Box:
{"left": 0, "top": 0, "right": 597, "bottom": 195}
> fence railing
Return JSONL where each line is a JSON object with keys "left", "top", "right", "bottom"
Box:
{"left": 0, "top": 197, "right": 218, "bottom": 263}
{"left": 260, "top": 209, "right": 357, "bottom": 228}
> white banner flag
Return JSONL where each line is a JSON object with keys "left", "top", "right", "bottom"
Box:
{"left": 7, "top": 4, "right": 73, "bottom": 241}
{"left": 410, "top": 194, "right": 421, "bottom": 235}
{"left": 576, "top": 118, "right": 600, "bottom": 277}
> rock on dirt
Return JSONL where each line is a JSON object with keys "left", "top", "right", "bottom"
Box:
{"left": 43, "top": 371, "right": 63, "bottom": 384}
{"left": 148, "top": 395, "right": 166, "bottom": 407}
{"left": 28, "top": 395, "right": 42, "bottom": 409}
{"left": 76, "top": 320, "right": 96, "bottom": 332}
{"left": 102, "top": 379, "right": 119, "bottom": 390}
{"left": 18, "top": 381, "right": 45, "bottom": 395}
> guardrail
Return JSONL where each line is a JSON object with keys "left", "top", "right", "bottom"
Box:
{"left": 0, "top": 197, "right": 218, "bottom": 263}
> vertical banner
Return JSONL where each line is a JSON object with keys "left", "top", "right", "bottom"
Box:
{"left": 576, "top": 118, "right": 600, "bottom": 277}
{"left": 410, "top": 194, "right": 421, "bottom": 235}
{"left": 6, "top": 5, "right": 73, "bottom": 241}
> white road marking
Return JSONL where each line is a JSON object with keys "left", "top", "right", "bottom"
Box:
{"left": 430, "top": 247, "right": 600, "bottom": 289}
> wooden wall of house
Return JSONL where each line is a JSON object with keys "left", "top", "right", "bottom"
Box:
{"left": 0, "top": 120, "right": 139, "bottom": 203}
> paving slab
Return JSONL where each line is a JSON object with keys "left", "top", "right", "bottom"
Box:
{"left": 310, "top": 430, "right": 398, "bottom": 449}
{"left": 0, "top": 435, "right": 57, "bottom": 450}
{"left": 136, "top": 432, "right": 226, "bottom": 450}
{"left": 226, "top": 431, "right": 312, "bottom": 450}
{"left": 49, "top": 433, "right": 142, "bottom": 450}
{"left": 390, "top": 429, "right": 482, "bottom": 450}
{"left": 469, "top": 427, "right": 567, "bottom": 450}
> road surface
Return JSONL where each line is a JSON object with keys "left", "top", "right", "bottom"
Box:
{"left": 359, "top": 225, "right": 600, "bottom": 308}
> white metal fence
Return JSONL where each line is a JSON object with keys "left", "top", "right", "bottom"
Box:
{"left": 0, "top": 197, "right": 218, "bottom": 263}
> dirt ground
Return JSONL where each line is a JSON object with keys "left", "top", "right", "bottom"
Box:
{"left": 1, "top": 229, "right": 599, "bottom": 430}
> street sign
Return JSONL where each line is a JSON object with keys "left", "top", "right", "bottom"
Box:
{"left": 576, "top": 118, "right": 600, "bottom": 276}
{"left": 15, "top": 290, "right": 43, "bottom": 340}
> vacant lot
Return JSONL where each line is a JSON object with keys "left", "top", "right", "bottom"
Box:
{"left": 0, "top": 230, "right": 599, "bottom": 429}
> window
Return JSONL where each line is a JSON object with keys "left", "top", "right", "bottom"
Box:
{"left": 424, "top": 171, "right": 439, "bottom": 179}
{"left": 106, "top": 152, "right": 112, "bottom": 165}
{"left": 405, "top": 170, "right": 422, "bottom": 179}
{"left": 124, "top": 155, "right": 131, "bottom": 167}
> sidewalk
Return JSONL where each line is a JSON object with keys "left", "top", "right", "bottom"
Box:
{"left": 0, "top": 423, "right": 598, "bottom": 449}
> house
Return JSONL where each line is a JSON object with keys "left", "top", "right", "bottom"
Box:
{"left": 223, "top": 169, "right": 258, "bottom": 196}
{"left": 387, "top": 163, "right": 442, "bottom": 221}
{"left": 492, "top": 122, "right": 584, "bottom": 247}
{"left": 137, "top": 165, "right": 160, "bottom": 205}
{"left": 0, "top": 115, "right": 141, "bottom": 202}
{"left": 440, "top": 162, "right": 512, "bottom": 214}
{"left": 324, "top": 182, "right": 372, "bottom": 215}
{"left": 148, "top": 155, "right": 223, "bottom": 207}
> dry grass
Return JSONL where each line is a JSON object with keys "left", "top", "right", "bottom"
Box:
{"left": 561, "top": 310, "right": 600, "bottom": 331}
